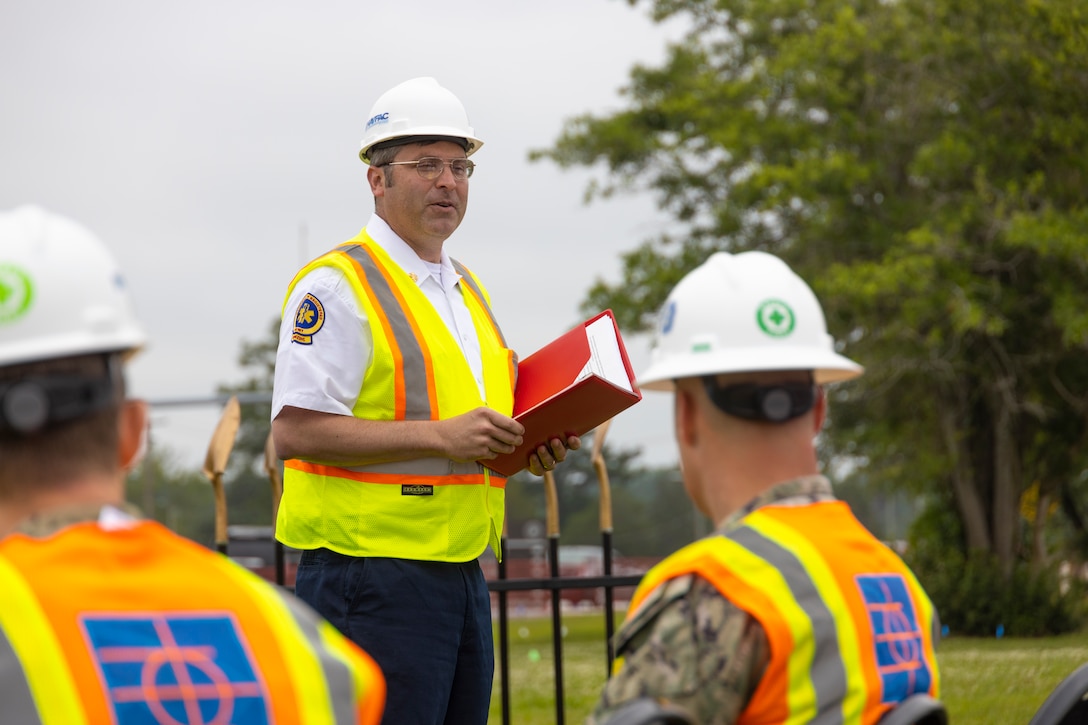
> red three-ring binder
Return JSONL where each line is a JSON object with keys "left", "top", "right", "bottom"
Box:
{"left": 484, "top": 309, "right": 643, "bottom": 477}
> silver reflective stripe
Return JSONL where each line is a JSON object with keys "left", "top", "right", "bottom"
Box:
{"left": 278, "top": 592, "right": 356, "bottom": 725}
{"left": 337, "top": 457, "right": 484, "bottom": 476}
{"left": 344, "top": 245, "right": 433, "bottom": 421}
{"left": 450, "top": 258, "right": 508, "bottom": 348}
{"left": 0, "top": 626, "right": 43, "bottom": 725}
{"left": 732, "top": 526, "right": 848, "bottom": 725}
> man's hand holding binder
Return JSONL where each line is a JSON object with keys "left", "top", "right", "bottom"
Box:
{"left": 482, "top": 309, "right": 643, "bottom": 477}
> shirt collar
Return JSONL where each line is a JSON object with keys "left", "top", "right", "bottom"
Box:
{"left": 365, "top": 213, "right": 461, "bottom": 291}
{"left": 13, "top": 502, "right": 142, "bottom": 538}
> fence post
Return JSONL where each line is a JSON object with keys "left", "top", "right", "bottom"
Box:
{"left": 591, "top": 419, "right": 617, "bottom": 675}
{"left": 544, "top": 468, "right": 566, "bottom": 725}
{"left": 498, "top": 518, "right": 511, "bottom": 724}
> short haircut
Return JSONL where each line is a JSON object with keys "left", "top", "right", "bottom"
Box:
{"left": 368, "top": 144, "right": 401, "bottom": 194}
{"left": 0, "top": 354, "right": 123, "bottom": 499}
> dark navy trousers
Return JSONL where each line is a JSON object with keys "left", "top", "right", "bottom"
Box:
{"left": 295, "top": 549, "right": 493, "bottom": 725}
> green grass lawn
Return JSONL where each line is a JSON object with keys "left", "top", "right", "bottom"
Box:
{"left": 489, "top": 612, "right": 1088, "bottom": 724}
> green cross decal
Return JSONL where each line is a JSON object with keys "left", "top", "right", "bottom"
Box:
{"left": 0, "top": 265, "right": 35, "bottom": 324}
{"left": 756, "top": 299, "right": 795, "bottom": 337}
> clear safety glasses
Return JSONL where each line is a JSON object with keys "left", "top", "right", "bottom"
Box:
{"left": 380, "top": 157, "right": 475, "bottom": 180}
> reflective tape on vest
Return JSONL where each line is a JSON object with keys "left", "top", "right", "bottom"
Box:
{"left": 344, "top": 244, "right": 435, "bottom": 421}
{"left": 728, "top": 526, "right": 856, "bottom": 724}
{"left": 0, "top": 555, "right": 84, "bottom": 725}
{"left": 451, "top": 258, "right": 510, "bottom": 349}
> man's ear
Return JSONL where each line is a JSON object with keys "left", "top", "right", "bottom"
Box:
{"left": 367, "top": 165, "right": 386, "bottom": 197}
{"left": 812, "top": 385, "right": 827, "bottom": 433}
{"left": 118, "top": 399, "right": 149, "bottom": 472}
{"left": 675, "top": 384, "right": 700, "bottom": 450}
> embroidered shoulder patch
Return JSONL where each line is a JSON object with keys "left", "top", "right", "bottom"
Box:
{"left": 291, "top": 293, "right": 325, "bottom": 345}
{"left": 81, "top": 612, "right": 271, "bottom": 724}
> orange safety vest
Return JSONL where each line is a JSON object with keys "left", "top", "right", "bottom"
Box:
{"left": 625, "top": 502, "right": 940, "bottom": 725}
{"left": 275, "top": 233, "right": 516, "bottom": 562}
{"left": 0, "top": 520, "right": 385, "bottom": 725}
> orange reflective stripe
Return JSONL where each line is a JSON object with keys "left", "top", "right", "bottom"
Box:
{"left": 342, "top": 250, "right": 410, "bottom": 420}
{"left": 451, "top": 259, "right": 506, "bottom": 346}
{"left": 344, "top": 244, "right": 438, "bottom": 421}
{"left": 452, "top": 259, "right": 518, "bottom": 391}
{"left": 286, "top": 460, "right": 507, "bottom": 489}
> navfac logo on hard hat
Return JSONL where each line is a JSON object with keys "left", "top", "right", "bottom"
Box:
{"left": 366, "top": 112, "right": 390, "bottom": 130}
{"left": 660, "top": 300, "right": 677, "bottom": 335}
{"left": 0, "top": 264, "right": 34, "bottom": 325}
{"left": 756, "top": 299, "right": 795, "bottom": 337}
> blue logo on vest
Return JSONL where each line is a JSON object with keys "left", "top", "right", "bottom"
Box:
{"left": 81, "top": 613, "right": 271, "bottom": 724}
{"left": 856, "top": 574, "right": 933, "bottom": 704}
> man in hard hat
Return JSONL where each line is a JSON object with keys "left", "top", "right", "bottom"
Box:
{"left": 271, "top": 76, "right": 578, "bottom": 724}
{"left": 0, "top": 205, "right": 386, "bottom": 724}
{"left": 588, "top": 251, "right": 941, "bottom": 725}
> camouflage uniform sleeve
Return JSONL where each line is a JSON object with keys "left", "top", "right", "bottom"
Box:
{"left": 586, "top": 574, "right": 769, "bottom": 725}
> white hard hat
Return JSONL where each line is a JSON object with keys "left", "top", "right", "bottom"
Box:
{"left": 638, "top": 251, "right": 863, "bottom": 390}
{"left": 0, "top": 205, "right": 146, "bottom": 368}
{"left": 359, "top": 77, "right": 484, "bottom": 164}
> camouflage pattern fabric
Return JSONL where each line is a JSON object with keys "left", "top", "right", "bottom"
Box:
{"left": 14, "top": 502, "right": 143, "bottom": 538}
{"left": 587, "top": 475, "right": 837, "bottom": 725}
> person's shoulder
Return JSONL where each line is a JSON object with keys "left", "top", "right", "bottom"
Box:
{"left": 616, "top": 574, "right": 702, "bottom": 654}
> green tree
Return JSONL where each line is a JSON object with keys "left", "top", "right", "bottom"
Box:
{"left": 532, "top": 0, "right": 1088, "bottom": 577}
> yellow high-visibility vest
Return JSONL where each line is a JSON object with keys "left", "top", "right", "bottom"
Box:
{"left": 275, "top": 232, "right": 516, "bottom": 561}
{"left": 624, "top": 501, "right": 940, "bottom": 725}
{"left": 0, "top": 520, "right": 386, "bottom": 725}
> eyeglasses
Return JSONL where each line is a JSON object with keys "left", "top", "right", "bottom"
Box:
{"left": 379, "top": 157, "right": 475, "bottom": 180}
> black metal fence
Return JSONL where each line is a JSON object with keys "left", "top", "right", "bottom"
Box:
{"left": 227, "top": 525, "right": 645, "bottom": 725}
{"left": 490, "top": 534, "right": 645, "bottom": 725}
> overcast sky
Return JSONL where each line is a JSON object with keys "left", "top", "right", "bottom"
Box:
{"left": 1, "top": 0, "right": 688, "bottom": 471}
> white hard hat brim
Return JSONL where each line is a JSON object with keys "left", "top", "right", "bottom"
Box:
{"left": 638, "top": 345, "right": 864, "bottom": 391}
{"left": 359, "top": 128, "right": 484, "bottom": 164}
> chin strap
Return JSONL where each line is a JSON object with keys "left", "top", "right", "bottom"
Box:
{"left": 702, "top": 376, "right": 816, "bottom": 423}
{"left": 0, "top": 358, "right": 120, "bottom": 435}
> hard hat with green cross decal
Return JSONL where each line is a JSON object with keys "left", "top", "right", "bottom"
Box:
{"left": 0, "top": 205, "right": 146, "bottom": 368}
{"left": 638, "top": 250, "right": 863, "bottom": 391}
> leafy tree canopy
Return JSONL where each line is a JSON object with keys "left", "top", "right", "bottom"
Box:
{"left": 532, "top": 0, "right": 1088, "bottom": 570}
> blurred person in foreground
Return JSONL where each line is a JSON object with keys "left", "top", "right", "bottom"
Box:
{"left": 589, "top": 251, "right": 941, "bottom": 725}
{"left": 271, "top": 76, "right": 578, "bottom": 725}
{"left": 0, "top": 205, "right": 385, "bottom": 724}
